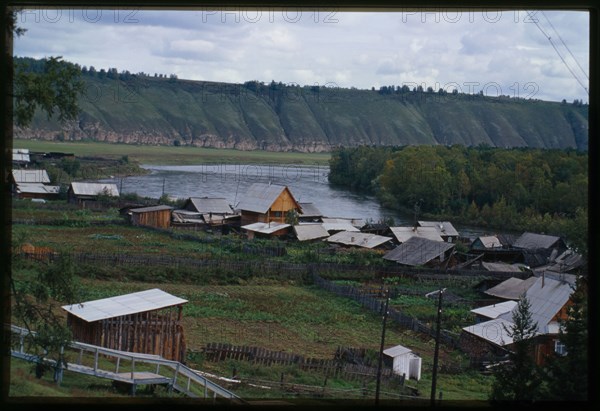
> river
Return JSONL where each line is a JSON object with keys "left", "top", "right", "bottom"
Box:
{"left": 99, "top": 164, "right": 492, "bottom": 239}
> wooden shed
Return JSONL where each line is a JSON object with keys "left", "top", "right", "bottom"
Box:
{"left": 62, "top": 288, "right": 188, "bottom": 362}
{"left": 129, "top": 205, "right": 173, "bottom": 229}
{"left": 237, "top": 182, "right": 301, "bottom": 226}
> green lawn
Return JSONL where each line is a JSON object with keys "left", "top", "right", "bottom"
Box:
{"left": 13, "top": 139, "right": 331, "bottom": 166}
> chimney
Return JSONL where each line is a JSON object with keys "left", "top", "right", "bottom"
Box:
{"left": 542, "top": 272, "right": 545, "bottom": 288}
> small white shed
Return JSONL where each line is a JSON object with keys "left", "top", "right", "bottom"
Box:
{"left": 383, "top": 344, "right": 422, "bottom": 381}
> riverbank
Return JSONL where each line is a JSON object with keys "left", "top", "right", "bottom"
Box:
{"left": 13, "top": 139, "right": 331, "bottom": 166}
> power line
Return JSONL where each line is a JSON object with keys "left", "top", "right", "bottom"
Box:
{"left": 541, "top": 11, "right": 589, "bottom": 80}
{"left": 527, "top": 11, "right": 588, "bottom": 96}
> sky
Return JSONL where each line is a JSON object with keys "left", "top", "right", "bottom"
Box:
{"left": 13, "top": 8, "right": 590, "bottom": 103}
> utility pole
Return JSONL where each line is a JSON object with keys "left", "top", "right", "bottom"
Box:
{"left": 375, "top": 289, "right": 390, "bottom": 406}
{"left": 430, "top": 288, "right": 445, "bottom": 406}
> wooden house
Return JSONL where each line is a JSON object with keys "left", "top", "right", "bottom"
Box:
{"left": 237, "top": 183, "right": 301, "bottom": 226}
{"left": 67, "top": 182, "right": 119, "bottom": 208}
{"left": 129, "top": 205, "right": 173, "bottom": 229}
{"left": 62, "top": 288, "right": 188, "bottom": 362}
{"left": 417, "top": 221, "right": 459, "bottom": 243}
{"left": 461, "top": 276, "right": 574, "bottom": 365}
{"left": 383, "top": 236, "right": 455, "bottom": 267}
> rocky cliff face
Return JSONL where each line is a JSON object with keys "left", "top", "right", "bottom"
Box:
{"left": 14, "top": 75, "right": 589, "bottom": 152}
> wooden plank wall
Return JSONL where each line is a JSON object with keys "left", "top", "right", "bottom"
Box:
{"left": 132, "top": 210, "right": 171, "bottom": 229}
{"left": 67, "top": 306, "right": 186, "bottom": 362}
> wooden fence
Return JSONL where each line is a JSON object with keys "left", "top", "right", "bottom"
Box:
{"left": 198, "top": 343, "right": 399, "bottom": 382}
{"left": 312, "top": 273, "right": 461, "bottom": 348}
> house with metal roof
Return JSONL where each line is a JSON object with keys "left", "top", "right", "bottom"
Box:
{"left": 461, "top": 276, "right": 575, "bottom": 365}
{"left": 383, "top": 236, "right": 455, "bottom": 267}
{"left": 383, "top": 344, "right": 421, "bottom": 380}
{"left": 237, "top": 183, "right": 301, "bottom": 226}
{"left": 14, "top": 183, "right": 60, "bottom": 200}
{"left": 326, "top": 231, "right": 393, "bottom": 250}
{"left": 389, "top": 226, "right": 444, "bottom": 244}
{"left": 418, "top": 221, "right": 459, "bottom": 242}
{"left": 293, "top": 224, "right": 330, "bottom": 242}
{"left": 62, "top": 288, "right": 188, "bottom": 362}
{"left": 67, "top": 182, "right": 119, "bottom": 207}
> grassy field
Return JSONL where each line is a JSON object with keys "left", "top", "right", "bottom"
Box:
{"left": 13, "top": 139, "right": 331, "bottom": 166}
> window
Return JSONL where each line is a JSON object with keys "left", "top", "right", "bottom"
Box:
{"left": 554, "top": 340, "right": 567, "bottom": 356}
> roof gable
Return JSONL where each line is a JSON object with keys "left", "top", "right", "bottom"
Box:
{"left": 237, "top": 183, "right": 299, "bottom": 214}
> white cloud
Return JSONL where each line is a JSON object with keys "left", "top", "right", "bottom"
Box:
{"left": 12, "top": 9, "right": 589, "bottom": 103}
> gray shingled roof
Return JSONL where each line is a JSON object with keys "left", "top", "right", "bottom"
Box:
{"left": 298, "top": 202, "right": 323, "bottom": 218}
{"left": 187, "top": 197, "right": 233, "bottom": 214}
{"left": 383, "top": 236, "right": 455, "bottom": 266}
{"left": 70, "top": 182, "right": 120, "bottom": 197}
{"left": 326, "top": 231, "right": 393, "bottom": 249}
{"left": 418, "top": 221, "right": 459, "bottom": 237}
{"left": 130, "top": 205, "right": 173, "bottom": 213}
{"left": 62, "top": 288, "right": 188, "bottom": 323}
{"left": 389, "top": 226, "right": 444, "bottom": 243}
{"left": 484, "top": 276, "right": 538, "bottom": 300}
{"left": 237, "top": 183, "right": 298, "bottom": 214}
{"left": 294, "top": 224, "right": 330, "bottom": 241}
{"left": 513, "top": 232, "right": 562, "bottom": 250}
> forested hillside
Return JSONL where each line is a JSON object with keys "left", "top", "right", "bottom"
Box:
{"left": 329, "top": 145, "right": 588, "bottom": 254}
{"left": 14, "top": 57, "right": 588, "bottom": 152}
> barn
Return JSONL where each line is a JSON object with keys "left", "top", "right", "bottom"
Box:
{"left": 383, "top": 344, "right": 421, "bottom": 380}
{"left": 62, "top": 288, "right": 188, "bottom": 362}
{"left": 129, "top": 205, "right": 173, "bottom": 229}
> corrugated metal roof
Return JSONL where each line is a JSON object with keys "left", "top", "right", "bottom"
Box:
{"left": 12, "top": 169, "right": 50, "bottom": 183}
{"left": 241, "top": 221, "right": 290, "bottom": 234}
{"left": 462, "top": 318, "right": 516, "bottom": 347}
{"left": 16, "top": 183, "right": 60, "bottom": 194}
{"left": 532, "top": 250, "right": 584, "bottom": 274}
{"left": 13, "top": 153, "right": 30, "bottom": 163}
{"left": 499, "top": 276, "right": 573, "bottom": 334}
{"left": 383, "top": 236, "right": 455, "bottom": 266}
{"left": 130, "top": 205, "right": 173, "bottom": 213}
{"left": 383, "top": 344, "right": 413, "bottom": 357}
{"left": 418, "top": 221, "right": 459, "bottom": 237}
{"left": 294, "top": 224, "right": 330, "bottom": 241}
{"left": 484, "top": 276, "right": 538, "bottom": 300}
{"left": 237, "top": 183, "right": 298, "bottom": 214}
{"left": 326, "top": 231, "right": 393, "bottom": 249}
{"left": 187, "top": 197, "right": 233, "bottom": 214}
{"left": 298, "top": 202, "right": 323, "bottom": 218}
{"left": 70, "top": 182, "right": 120, "bottom": 197}
{"left": 471, "top": 301, "right": 518, "bottom": 319}
{"left": 389, "top": 226, "right": 444, "bottom": 243}
{"left": 513, "top": 232, "right": 562, "bottom": 250}
{"left": 61, "top": 288, "right": 188, "bottom": 322}
{"left": 321, "top": 217, "right": 363, "bottom": 227}
{"left": 475, "top": 236, "right": 502, "bottom": 248}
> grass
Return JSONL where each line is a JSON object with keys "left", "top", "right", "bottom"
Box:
{"left": 13, "top": 139, "right": 331, "bottom": 166}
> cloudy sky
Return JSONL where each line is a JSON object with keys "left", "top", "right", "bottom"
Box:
{"left": 13, "top": 8, "right": 589, "bottom": 103}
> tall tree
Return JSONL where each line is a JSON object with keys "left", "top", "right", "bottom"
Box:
{"left": 541, "top": 276, "right": 588, "bottom": 400}
{"left": 490, "top": 296, "right": 543, "bottom": 402}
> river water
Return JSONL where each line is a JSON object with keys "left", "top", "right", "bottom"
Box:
{"left": 99, "top": 164, "right": 490, "bottom": 239}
